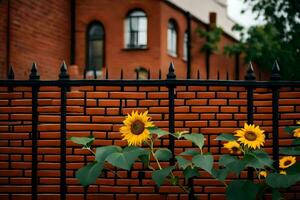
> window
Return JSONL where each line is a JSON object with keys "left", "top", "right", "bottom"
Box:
{"left": 135, "top": 67, "right": 149, "bottom": 79}
{"left": 183, "top": 32, "right": 188, "bottom": 60}
{"left": 167, "top": 20, "right": 177, "bottom": 56}
{"left": 86, "top": 22, "right": 104, "bottom": 79}
{"left": 125, "top": 10, "right": 147, "bottom": 48}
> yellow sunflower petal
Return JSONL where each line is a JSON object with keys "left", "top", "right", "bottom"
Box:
{"left": 120, "top": 111, "right": 153, "bottom": 146}
{"left": 234, "top": 123, "right": 265, "bottom": 149}
{"left": 279, "top": 156, "right": 296, "bottom": 169}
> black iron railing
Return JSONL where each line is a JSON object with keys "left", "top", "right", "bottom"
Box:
{"left": 1, "top": 61, "right": 300, "bottom": 200}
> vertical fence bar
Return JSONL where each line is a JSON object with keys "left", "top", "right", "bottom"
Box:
{"left": 245, "top": 62, "right": 256, "bottom": 180}
{"left": 271, "top": 61, "right": 281, "bottom": 169}
{"left": 29, "top": 63, "right": 40, "bottom": 200}
{"left": 167, "top": 63, "right": 176, "bottom": 164}
{"left": 59, "top": 62, "right": 69, "bottom": 200}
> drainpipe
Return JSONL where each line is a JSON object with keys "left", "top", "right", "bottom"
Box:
{"left": 186, "top": 11, "right": 191, "bottom": 79}
{"left": 70, "top": 0, "right": 75, "bottom": 65}
{"left": 206, "top": 12, "right": 217, "bottom": 79}
{"left": 6, "top": 0, "right": 10, "bottom": 74}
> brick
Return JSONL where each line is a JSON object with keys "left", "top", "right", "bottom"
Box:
{"left": 110, "top": 92, "right": 146, "bottom": 99}
{"left": 217, "top": 92, "right": 237, "bottom": 98}
{"left": 191, "top": 106, "right": 219, "bottom": 113}
{"left": 147, "top": 92, "right": 168, "bottom": 99}
{"left": 209, "top": 99, "right": 227, "bottom": 105}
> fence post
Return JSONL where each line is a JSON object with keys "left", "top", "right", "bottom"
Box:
{"left": 59, "top": 62, "right": 69, "bottom": 200}
{"left": 271, "top": 61, "right": 280, "bottom": 170}
{"left": 29, "top": 63, "right": 40, "bottom": 200}
{"left": 245, "top": 62, "right": 255, "bottom": 180}
{"left": 167, "top": 62, "right": 176, "bottom": 165}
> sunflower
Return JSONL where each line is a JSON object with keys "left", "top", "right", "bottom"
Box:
{"left": 223, "top": 141, "right": 241, "bottom": 154}
{"left": 279, "top": 170, "right": 287, "bottom": 175}
{"left": 279, "top": 156, "right": 296, "bottom": 169}
{"left": 235, "top": 123, "right": 265, "bottom": 149}
{"left": 120, "top": 111, "right": 154, "bottom": 146}
{"left": 259, "top": 170, "right": 267, "bottom": 178}
{"left": 294, "top": 128, "right": 300, "bottom": 137}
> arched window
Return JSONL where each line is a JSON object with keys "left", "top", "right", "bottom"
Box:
{"left": 183, "top": 32, "right": 188, "bottom": 60}
{"left": 125, "top": 10, "right": 147, "bottom": 48}
{"left": 167, "top": 19, "right": 177, "bottom": 56}
{"left": 86, "top": 22, "right": 104, "bottom": 78}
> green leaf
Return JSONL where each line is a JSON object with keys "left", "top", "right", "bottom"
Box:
{"left": 95, "top": 145, "right": 122, "bottom": 163}
{"left": 211, "top": 168, "right": 230, "bottom": 181}
{"left": 286, "top": 162, "right": 300, "bottom": 174}
{"left": 218, "top": 155, "right": 246, "bottom": 175}
{"left": 182, "top": 133, "right": 205, "bottom": 149}
{"left": 139, "top": 153, "right": 150, "bottom": 167}
{"left": 192, "top": 154, "right": 213, "bottom": 174}
{"left": 170, "top": 176, "right": 179, "bottom": 185}
{"left": 284, "top": 126, "right": 299, "bottom": 135}
{"left": 243, "top": 150, "right": 273, "bottom": 169}
{"left": 292, "top": 138, "right": 300, "bottom": 145}
{"left": 183, "top": 167, "right": 200, "bottom": 181}
{"left": 105, "top": 152, "right": 130, "bottom": 170}
{"left": 70, "top": 136, "right": 95, "bottom": 147}
{"left": 148, "top": 127, "right": 169, "bottom": 138}
{"left": 75, "top": 161, "right": 103, "bottom": 187}
{"left": 219, "top": 154, "right": 237, "bottom": 166}
{"left": 105, "top": 146, "right": 148, "bottom": 170}
{"left": 180, "top": 149, "right": 200, "bottom": 156}
{"left": 175, "top": 156, "right": 192, "bottom": 169}
{"left": 226, "top": 159, "right": 247, "bottom": 176}
{"left": 266, "top": 173, "right": 300, "bottom": 188}
{"left": 215, "top": 134, "right": 236, "bottom": 141}
{"left": 272, "top": 189, "right": 283, "bottom": 200}
{"left": 123, "top": 146, "right": 149, "bottom": 166}
{"left": 155, "top": 148, "right": 172, "bottom": 161}
{"left": 152, "top": 166, "right": 175, "bottom": 187}
{"left": 280, "top": 147, "right": 300, "bottom": 155}
{"left": 226, "top": 180, "right": 262, "bottom": 200}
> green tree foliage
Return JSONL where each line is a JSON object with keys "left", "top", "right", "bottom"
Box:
{"left": 224, "top": 0, "right": 300, "bottom": 80}
{"left": 198, "top": 26, "right": 223, "bottom": 53}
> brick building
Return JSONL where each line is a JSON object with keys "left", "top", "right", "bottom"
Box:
{"left": 0, "top": 0, "right": 242, "bottom": 80}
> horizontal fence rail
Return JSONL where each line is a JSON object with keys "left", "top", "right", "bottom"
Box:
{"left": 0, "top": 61, "right": 300, "bottom": 200}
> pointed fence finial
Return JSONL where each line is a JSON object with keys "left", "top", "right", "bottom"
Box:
{"left": 159, "top": 69, "right": 162, "bottom": 80}
{"left": 120, "top": 69, "right": 123, "bottom": 80}
{"left": 29, "top": 63, "right": 40, "bottom": 80}
{"left": 147, "top": 69, "right": 150, "bottom": 79}
{"left": 106, "top": 68, "right": 108, "bottom": 79}
{"left": 7, "top": 65, "right": 14, "bottom": 80}
{"left": 197, "top": 69, "right": 200, "bottom": 79}
{"left": 245, "top": 62, "right": 256, "bottom": 80}
{"left": 59, "top": 61, "right": 69, "bottom": 80}
{"left": 271, "top": 60, "right": 281, "bottom": 81}
{"left": 167, "top": 62, "right": 176, "bottom": 79}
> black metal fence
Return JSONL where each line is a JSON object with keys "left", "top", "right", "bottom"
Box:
{"left": 1, "top": 61, "right": 300, "bottom": 200}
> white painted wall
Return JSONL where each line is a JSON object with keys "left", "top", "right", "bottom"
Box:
{"left": 167, "top": 0, "right": 238, "bottom": 39}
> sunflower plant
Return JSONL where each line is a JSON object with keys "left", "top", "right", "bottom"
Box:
{"left": 69, "top": 111, "right": 214, "bottom": 193}
{"left": 216, "top": 122, "right": 300, "bottom": 199}
{"left": 69, "top": 112, "right": 300, "bottom": 199}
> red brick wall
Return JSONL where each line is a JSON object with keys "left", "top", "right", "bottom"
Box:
{"left": 4, "top": 0, "right": 70, "bottom": 80}
{"left": 75, "top": 0, "right": 238, "bottom": 79}
{"left": 0, "top": 84, "right": 299, "bottom": 199}
{"left": 76, "top": 0, "right": 162, "bottom": 79}
{"left": 2, "top": 0, "right": 240, "bottom": 80}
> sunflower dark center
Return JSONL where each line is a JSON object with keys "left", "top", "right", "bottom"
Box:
{"left": 231, "top": 147, "right": 239, "bottom": 152}
{"left": 244, "top": 131, "right": 257, "bottom": 141}
{"left": 131, "top": 120, "right": 145, "bottom": 135}
{"left": 284, "top": 160, "right": 292, "bottom": 166}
